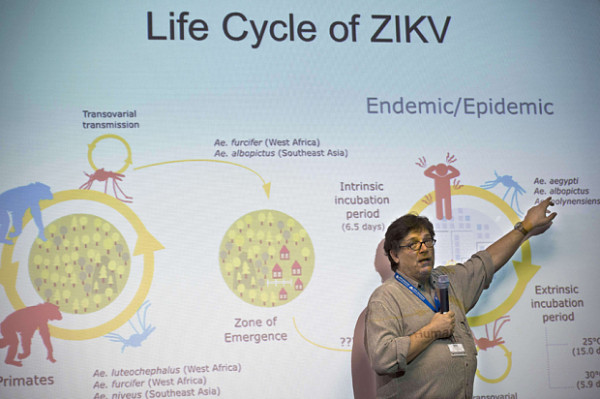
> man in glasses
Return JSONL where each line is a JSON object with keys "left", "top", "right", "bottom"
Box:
{"left": 364, "top": 197, "right": 556, "bottom": 399}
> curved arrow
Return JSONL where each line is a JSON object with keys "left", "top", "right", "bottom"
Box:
{"left": 292, "top": 317, "right": 351, "bottom": 352}
{"left": 134, "top": 159, "right": 271, "bottom": 198}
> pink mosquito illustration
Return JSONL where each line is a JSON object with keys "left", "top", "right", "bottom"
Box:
{"left": 105, "top": 301, "right": 154, "bottom": 353}
{"left": 474, "top": 315, "right": 510, "bottom": 351}
{"left": 79, "top": 168, "right": 132, "bottom": 203}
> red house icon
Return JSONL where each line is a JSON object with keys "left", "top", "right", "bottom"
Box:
{"left": 280, "top": 245, "right": 290, "bottom": 260}
{"left": 279, "top": 288, "right": 288, "bottom": 300}
{"left": 294, "top": 278, "right": 304, "bottom": 291}
{"left": 291, "top": 260, "right": 302, "bottom": 276}
{"left": 272, "top": 264, "right": 282, "bottom": 279}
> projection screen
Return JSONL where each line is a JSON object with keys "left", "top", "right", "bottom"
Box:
{"left": 0, "top": 1, "right": 599, "bottom": 398}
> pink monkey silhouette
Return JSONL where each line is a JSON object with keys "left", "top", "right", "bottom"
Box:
{"left": 424, "top": 163, "right": 460, "bottom": 220}
{"left": 0, "top": 303, "right": 62, "bottom": 366}
{"left": 351, "top": 240, "right": 394, "bottom": 399}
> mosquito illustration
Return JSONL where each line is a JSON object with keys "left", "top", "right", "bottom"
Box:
{"left": 474, "top": 315, "right": 510, "bottom": 351}
{"left": 80, "top": 168, "right": 133, "bottom": 203}
{"left": 481, "top": 171, "right": 525, "bottom": 215}
{"left": 105, "top": 301, "right": 155, "bottom": 353}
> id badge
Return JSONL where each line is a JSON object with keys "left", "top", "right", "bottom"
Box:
{"left": 448, "top": 343, "right": 466, "bottom": 357}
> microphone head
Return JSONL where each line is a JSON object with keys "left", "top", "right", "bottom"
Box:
{"left": 434, "top": 274, "right": 449, "bottom": 289}
{"left": 435, "top": 275, "right": 450, "bottom": 313}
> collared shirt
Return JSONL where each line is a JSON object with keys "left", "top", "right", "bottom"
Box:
{"left": 364, "top": 251, "right": 494, "bottom": 399}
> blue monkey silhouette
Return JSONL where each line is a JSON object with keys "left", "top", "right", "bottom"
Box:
{"left": 0, "top": 183, "right": 53, "bottom": 245}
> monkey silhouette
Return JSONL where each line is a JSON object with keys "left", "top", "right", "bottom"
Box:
{"left": 0, "top": 303, "right": 62, "bottom": 367}
{"left": 0, "top": 182, "right": 53, "bottom": 244}
{"left": 352, "top": 240, "right": 394, "bottom": 399}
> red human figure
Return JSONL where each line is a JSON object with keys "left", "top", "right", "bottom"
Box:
{"left": 0, "top": 303, "right": 62, "bottom": 367}
{"left": 424, "top": 163, "right": 460, "bottom": 220}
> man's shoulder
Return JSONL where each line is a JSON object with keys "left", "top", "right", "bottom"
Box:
{"left": 432, "top": 251, "right": 492, "bottom": 274}
{"left": 368, "top": 276, "right": 413, "bottom": 306}
{"left": 368, "top": 277, "right": 398, "bottom": 299}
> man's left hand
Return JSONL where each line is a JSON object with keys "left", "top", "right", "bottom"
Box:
{"left": 523, "top": 197, "right": 557, "bottom": 237}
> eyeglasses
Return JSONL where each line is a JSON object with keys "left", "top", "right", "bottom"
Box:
{"left": 397, "top": 238, "right": 436, "bottom": 252}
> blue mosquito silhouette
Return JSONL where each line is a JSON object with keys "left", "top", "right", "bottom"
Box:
{"left": 481, "top": 171, "right": 526, "bottom": 215}
{"left": 105, "top": 300, "right": 155, "bottom": 353}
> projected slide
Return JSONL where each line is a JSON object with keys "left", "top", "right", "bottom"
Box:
{"left": 0, "top": 1, "right": 599, "bottom": 398}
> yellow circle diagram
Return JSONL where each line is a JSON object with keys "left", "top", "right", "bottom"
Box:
{"left": 476, "top": 344, "right": 513, "bottom": 383}
{"left": 28, "top": 214, "right": 132, "bottom": 314}
{"left": 0, "top": 190, "right": 163, "bottom": 340}
{"left": 409, "top": 185, "right": 540, "bottom": 327}
{"left": 219, "top": 210, "right": 315, "bottom": 307}
{"left": 87, "top": 134, "right": 133, "bottom": 174}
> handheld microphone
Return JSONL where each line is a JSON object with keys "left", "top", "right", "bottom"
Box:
{"left": 436, "top": 275, "right": 450, "bottom": 313}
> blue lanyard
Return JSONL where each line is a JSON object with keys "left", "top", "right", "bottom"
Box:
{"left": 394, "top": 272, "right": 440, "bottom": 312}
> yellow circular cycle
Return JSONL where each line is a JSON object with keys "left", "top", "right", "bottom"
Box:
{"left": 410, "top": 185, "right": 540, "bottom": 327}
{"left": 87, "top": 134, "right": 133, "bottom": 174}
{"left": 0, "top": 190, "right": 163, "bottom": 340}
{"left": 410, "top": 185, "right": 535, "bottom": 382}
